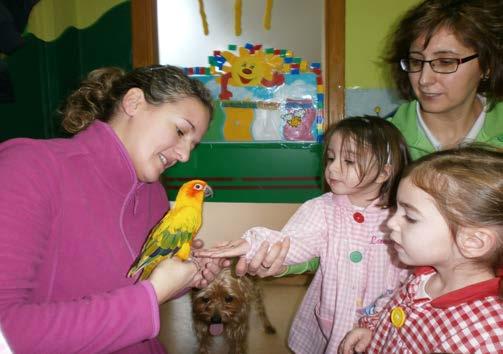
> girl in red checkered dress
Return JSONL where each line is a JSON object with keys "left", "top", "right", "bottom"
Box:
{"left": 340, "top": 146, "right": 503, "bottom": 354}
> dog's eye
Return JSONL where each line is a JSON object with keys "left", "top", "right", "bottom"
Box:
{"left": 201, "top": 296, "right": 210, "bottom": 303}
{"left": 224, "top": 295, "right": 234, "bottom": 303}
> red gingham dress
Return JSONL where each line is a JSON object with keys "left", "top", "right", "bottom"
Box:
{"left": 359, "top": 267, "right": 503, "bottom": 353}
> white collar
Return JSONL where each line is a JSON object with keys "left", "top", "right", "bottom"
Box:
{"left": 416, "top": 96, "right": 487, "bottom": 150}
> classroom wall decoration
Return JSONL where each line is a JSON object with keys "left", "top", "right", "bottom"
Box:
{"left": 198, "top": 0, "right": 274, "bottom": 36}
{"left": 185, "top": 43, "right": 324, "bottom": 143}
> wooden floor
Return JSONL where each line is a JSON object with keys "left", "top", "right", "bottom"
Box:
{"left": 158, "top": 276, "right": 310, "bottom": 354}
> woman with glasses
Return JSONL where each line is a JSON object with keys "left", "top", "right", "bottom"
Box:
{"left": 387, "top": 0, "right": 503, "bottom": 160}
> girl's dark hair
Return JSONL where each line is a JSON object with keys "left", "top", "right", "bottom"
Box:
{"left": 323, "top": 116, "right": 411, "bottom": 208}
{"left": 386, "top": 0, "right": 503, "bottom": 108}
{"left": 60, "top": 65, "right": 213, "bottom": 133}
{"left": 403, "top": 145, "right": 503, "bottom": 296}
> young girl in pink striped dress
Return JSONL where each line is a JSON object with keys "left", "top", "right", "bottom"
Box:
{"left": 197, "top": 116, "right": 411, "bottom": 353}
{"left": 340, "top": 146, "right": 503, "bottom": 353}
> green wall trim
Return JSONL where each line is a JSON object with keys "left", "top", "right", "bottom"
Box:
{"left": 163, "top": 142, "right": 324, "bottom": 203}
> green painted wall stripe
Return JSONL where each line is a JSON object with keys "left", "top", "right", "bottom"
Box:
{"left": 162, "top": 142, "right": 324, "bottom": 203}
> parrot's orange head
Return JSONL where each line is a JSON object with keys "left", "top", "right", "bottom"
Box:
{"left": 177, "top": 179, "right": 213, "bottom": 204}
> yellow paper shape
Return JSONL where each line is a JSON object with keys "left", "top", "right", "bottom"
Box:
{"left": 223, "top": 107, "right": 254, "bottom": 141}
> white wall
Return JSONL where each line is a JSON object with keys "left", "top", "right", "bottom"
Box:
{"left": 157, "top": 0, "right": 323, "bottom": 67}
{"left": 184, "top": 202, "right": 300, "bottom": 247}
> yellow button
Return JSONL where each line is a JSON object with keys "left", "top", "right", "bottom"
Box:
{"left": 390, "top": 306, "right": 406, "bottom": 328}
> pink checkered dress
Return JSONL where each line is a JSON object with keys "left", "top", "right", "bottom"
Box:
{"left": 359, "top": 267, "right": 503, "bottom": 353}
{"left": 243, "top": 193, "right": 407, "bottom": 353}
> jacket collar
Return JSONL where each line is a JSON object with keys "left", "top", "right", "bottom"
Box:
{"left": 73, "top": 120, "right": 141, "bottom": 195}
{"left": 331, "top": 193, "right": 384, "bottom": 213}
{"left": 477, "top": 101, "right": 503, "bottom": 142}
{"left": 392, "top": 100, "right": 434, "bottom": 156}
{"left": 393, "top": 100, "right": 503, "bottom": 155}
{"left": 413, "top": 266, "right": 501, "bottom": 309}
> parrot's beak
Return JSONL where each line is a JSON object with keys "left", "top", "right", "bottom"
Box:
{"left": 204, "top": 185, "right": 213, "bottom": 198}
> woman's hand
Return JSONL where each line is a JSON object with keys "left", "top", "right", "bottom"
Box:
{"left": 338, "top": 328, "right": 372, "bottom": 354}
{"left": 235, "top": 238, "right": 289, "bottom": 277}
{"left": 191, "top": 239, "right": 232, "bottom": 288}
{"left": 148, "top": 257, "right": 199, "bottom": 304}
{"left": 194, "top": 239, "right": 251, "bottom": 258}
{"left": 194, "top": 237, "right": 290, "bottom": 278}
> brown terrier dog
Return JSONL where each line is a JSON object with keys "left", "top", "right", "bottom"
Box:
{"left": 191, "top": 267, "right": 276, "bottom": 354}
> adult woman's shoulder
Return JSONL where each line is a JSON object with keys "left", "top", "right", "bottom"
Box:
{"left": 388, "top": 101, "right": 416, "bottom": 126}
{"left": 482, "top": 101, "right": 503, "bottom": 147}
{"left": 0, "top": 138, "right": 62, "bottom": 195}
{"left": 0, "top": 138, "right": 58, "bottom": 171}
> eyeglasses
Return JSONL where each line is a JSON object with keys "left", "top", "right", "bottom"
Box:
{"left": 400, "top": 54, "right": 479, "bottom": 74}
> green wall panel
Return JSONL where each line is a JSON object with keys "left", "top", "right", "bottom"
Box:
{"left": 162, "top": 142, "right": 324, "bottom": 203}
{"left": 0, "top": 2, "right": 131, "bottom": 141}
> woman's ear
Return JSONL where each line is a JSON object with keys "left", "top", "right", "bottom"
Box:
{"left": 456, "top": 227, "right": 498, "bottom": 259}
{"left": 481, "top": 68, "right": 490, "bottom": 81}
{"left": 375, "top": 164, "right": 392, "bottom": 184}
{"left": 121, "top": 88, "right": 145, "bottom": 117}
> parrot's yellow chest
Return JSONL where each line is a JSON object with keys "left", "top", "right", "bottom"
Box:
{"left": 175, "top": 242, "right": 192, "bottom": 261}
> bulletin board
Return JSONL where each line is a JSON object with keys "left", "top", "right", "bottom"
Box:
{"left": 131, "top": 0, "right": 345, "bottom": 203}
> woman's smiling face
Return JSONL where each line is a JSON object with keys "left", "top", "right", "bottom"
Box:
{"left": 115, "top": 91, "right": 210, "bottom": 183}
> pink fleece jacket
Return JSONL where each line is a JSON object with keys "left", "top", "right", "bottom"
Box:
{"left": 0, "top": 121, "right": 169, "bottom": 353}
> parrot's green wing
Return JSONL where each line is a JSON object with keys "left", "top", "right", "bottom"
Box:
{"left": 127, "top": 205, "right": 202, "bottom": 277}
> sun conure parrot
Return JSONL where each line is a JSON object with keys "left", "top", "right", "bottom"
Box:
{"left": 127, "top": 179, "right": 213, "bottom": 280}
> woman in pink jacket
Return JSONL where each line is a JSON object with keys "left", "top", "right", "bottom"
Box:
{"left": 0, "top": 65, "right": 224, "bottom": 353}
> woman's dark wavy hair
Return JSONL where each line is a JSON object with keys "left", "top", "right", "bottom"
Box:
{"left": 386, "top": 0, "right": 503, "bottom": 108}
{"left": 60, "top": 65, "right": 213, "bottom": 134}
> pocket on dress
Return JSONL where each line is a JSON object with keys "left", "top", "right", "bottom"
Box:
{"left": 314, "top": 302, "right": 333, "bottom": 339}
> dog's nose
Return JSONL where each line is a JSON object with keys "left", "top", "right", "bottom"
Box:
{"left": 210, "top": 314, "right": 222, "bottom": 324}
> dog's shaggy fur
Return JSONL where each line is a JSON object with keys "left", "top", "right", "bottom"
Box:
{"left": 191, "top": 268, "right": 276, "bottom": 354}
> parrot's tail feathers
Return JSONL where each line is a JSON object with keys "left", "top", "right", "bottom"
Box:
{"left": 139, "top": 265, "right": 154, "bottom": 281}
{"left": 127, "top": 267, "right": 139, "bottom": 278}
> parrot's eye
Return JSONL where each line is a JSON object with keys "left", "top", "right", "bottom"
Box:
{"left": 194, "top": 183, "right": 203, "bottom": 191}
{"left": 224, "top": 295, "right": 234, "bottom": 303}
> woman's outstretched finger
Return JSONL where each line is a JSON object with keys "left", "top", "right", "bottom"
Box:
{"left": 195, "top": 239, "right": 250, "bottom": 258}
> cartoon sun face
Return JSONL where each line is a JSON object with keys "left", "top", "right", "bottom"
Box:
{"left": 222, "top": 47, "right": 282, "bottom": 87}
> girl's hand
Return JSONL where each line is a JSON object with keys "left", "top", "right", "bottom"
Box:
{"left": 236, "top": 238, "right": 290, "bottom": 277}
{"left": 194, "top": 239, "right": 251, "bottom": 258}
{"left": 338, "top": 328, "right": 372, "bottom": 354}
{"left": 148, "top": 257, "right": 199, "bottom": 304}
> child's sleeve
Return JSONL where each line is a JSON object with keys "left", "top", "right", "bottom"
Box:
{"left": 242, "top": 198, "right": 328, "bottom": 264}
{"left": 275, "top": 257, "right": 320, "bottom": 277}
{"left": 358, "top": 309, "right": 382, "bottom": 332}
